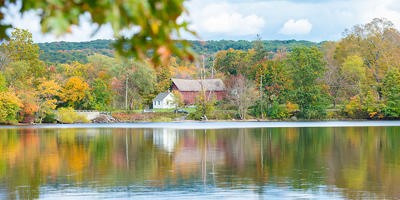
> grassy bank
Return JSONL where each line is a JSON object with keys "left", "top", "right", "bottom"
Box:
{"left": 111, "top": 108, "right": 239, "bottom": 122}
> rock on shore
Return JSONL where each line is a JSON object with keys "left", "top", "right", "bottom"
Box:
{"left": 92, "top": 114, "right": 118, "bottom": 123}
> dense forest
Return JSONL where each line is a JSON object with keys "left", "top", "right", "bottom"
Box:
{"left": 0, "top": 18, "right": 400, "bottom": 124}
{"left": 38, "top": 40, "right": 114, "bottom": 64}
{"left": 38, "top": 39, "right": 319, "bottom": 64}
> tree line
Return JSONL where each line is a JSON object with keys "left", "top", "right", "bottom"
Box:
{"left": 0, "top": 18, "right": 399, "bottom": 124}
{"left": 0, "top": 29, "right": 174, "bottom": 123}
{"left": 218, "top": 18, "right": 400, "bottom": 120}
{"left": 38, "top": 39, "right": 318, "bottom": 64}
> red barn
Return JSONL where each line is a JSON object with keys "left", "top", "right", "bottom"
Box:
{"left": 171, "top": 78, "right": 226, "bottom": 105}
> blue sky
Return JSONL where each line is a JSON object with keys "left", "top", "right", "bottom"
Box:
{"left": 4, "top": 0, "right": 400, "bottom": 42}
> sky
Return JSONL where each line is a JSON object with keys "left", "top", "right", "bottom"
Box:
{"left": 3, "top": 0, "right": 400, "bottom": 43}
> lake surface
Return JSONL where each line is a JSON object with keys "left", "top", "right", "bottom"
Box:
{"left": 1, "top": 122, "right": 400, "bottom": 199}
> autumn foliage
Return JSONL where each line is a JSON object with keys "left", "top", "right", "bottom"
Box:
{"left": 2, "top": 18, "right": 400, "bottom": 124}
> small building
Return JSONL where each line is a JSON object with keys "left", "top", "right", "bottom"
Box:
{"left": 153, "top": 92, "right": 176, "bottom": 109}
{"left": 171, "top": 78, "right": 226, "bottom": 105}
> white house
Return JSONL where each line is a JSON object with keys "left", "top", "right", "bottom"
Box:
{"left": 153, "top": 92, "right": 176, "bottom": 109}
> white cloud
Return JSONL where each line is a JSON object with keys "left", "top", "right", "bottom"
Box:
{"left": 3, "top": 0, "right": 400, "bottom": 42}
{"left": 202, "top": 12, "right": 264, "bottom": 35}
{"left": 353, "top": 0, "right": 400, "bottom": 30}
{"left": 2, "top": 2, "right": 113, "bottom": 43}
{"left": 279, "top": 19, "right": 313, "bottom": 35}
{"left": 187, "top": 2, "right": 265, "bottom": 37}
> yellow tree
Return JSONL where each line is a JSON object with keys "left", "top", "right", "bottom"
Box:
{"left": 36, "top": 79, "right": 61, "bottom": 123}
{"left": 62, "top": 62, "right": 94, "bottom": 79}
{"left": 155, "top": 65, "right": 172, "bottom": 94}
{"left": 0, "top": 29, "right": 46, "bottom": 81}
{"left": 61, "top": 77, "right": 90, "bottom": 109}
{"left": 0, "top": 91, "right": 23, "bottom": 124}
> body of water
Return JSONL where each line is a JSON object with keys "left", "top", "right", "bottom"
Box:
{"left": 0, "top": 122, "right": 400, "bottom": 199}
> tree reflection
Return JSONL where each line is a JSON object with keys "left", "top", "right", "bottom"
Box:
{"left": 0, "top": 126, "right": 400, "bottom": 199}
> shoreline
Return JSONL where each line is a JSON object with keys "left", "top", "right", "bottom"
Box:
{"left": 2, "top": 120, "right": 400, "bottom": 129}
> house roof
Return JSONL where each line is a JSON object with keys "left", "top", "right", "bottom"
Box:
{"left": 153, "top": 92, "right": 172, "bottom": 101}
{"left": 171, "top": 78, "right": 225, "bottom": 92}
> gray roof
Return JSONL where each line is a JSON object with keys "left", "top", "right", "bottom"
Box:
{"left": 153, "top": 92, "right": 172, "bottom": 101}
{"left": 171, "top": 78, "right": 225, "bottom": 92}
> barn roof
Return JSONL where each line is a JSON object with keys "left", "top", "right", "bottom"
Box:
{"left": 153, "top": 92, "right": 172, "bottom": 101}
{"left": 171, "top": 78, "right": 225, "bottom": 92}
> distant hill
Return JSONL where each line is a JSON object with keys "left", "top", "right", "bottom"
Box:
{"left": 190, "top": 40, "right": 320, "bottom": 55}
{"left": 38, "top": 39, "right": 320, "bottom": 64}
{"left": 38, "top": 40, "right": 114, "bottom": 64}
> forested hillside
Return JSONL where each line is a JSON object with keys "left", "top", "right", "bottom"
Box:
{"left": 38, "top": 39, "right": 319, "bottom": 63}
{"left": 190, "top": 40, "right": 319, "bottom": 55}
{"left": 38, "top": 40, "right": 114, "bottom": 63}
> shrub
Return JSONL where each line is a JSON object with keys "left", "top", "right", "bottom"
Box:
{"left": 382, "top": 101, "right": 400, "bottom": 119}
{"left": 57, "top": 107, "right": 89, "bottom": 123}
{"left": 286, "top": 102, "right": 299, "bottom": 113}
{"left": 190, "top": 95, "right": 216, "bottom": 120}
{"left": 42, "top": 112, "right": 57, "bottom": 123}
{"left": 343, "top": 96, "right": 367, "bottom": 119}
{"left": 211, "top": 110, "right": 236, "bottom": 120}
{"left": 112, "top": 112, "right": 185, "bottom": 122}
{"left": 249, "top": 100, "right": 268, "bottom": 118}
{"left": 267, "top": 102, "right": 289, "bottom": 119}
{"left": 326, "top": 109, "right": 340, "bottom": 119}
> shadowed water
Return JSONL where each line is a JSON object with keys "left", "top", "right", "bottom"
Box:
{"left": 0, "top": 123, "right": 400, "bottom": 199}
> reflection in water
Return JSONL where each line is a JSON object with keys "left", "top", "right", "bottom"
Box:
{"left": 0, "top": 126, "right": 400, "bottom": 199}
{"left": 152, "top": 129, "right": 178, "bottom": 153}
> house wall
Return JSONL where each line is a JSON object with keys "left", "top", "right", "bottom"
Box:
{"left": 171, "top": 84, "right": 226, "bottom": 105}
{"left": 179, "top": 91, "right": 198, "bottom": 105}
{"left": 172, "top": 83, "right": 226, "bottom": 105}
{"left": 153, "top": 93, "right": 176, "bottom": 109}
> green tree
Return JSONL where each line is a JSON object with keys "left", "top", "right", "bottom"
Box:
{"left": 382, "top": 68, "right": 400, "bottom": 118}
{"left": 252, "top": 35, "right": 268, "bottom": 63}
{"left": 213, "top": 49, "right": 252, "bottom": 76}
{"left": 128, "top": 61, "right": 157, "bottom": 108}
{"left": 113, "top": 59, "right": 156, "bottom": 109}
{"left": 337, "top": 18, "right": 400, "bottom": 100}
{"left": 1, "top": 29, "right": 45, "bottom": 80}
{"left": 90, "top": 78, "right": 112, "bottom": 110}
{"left": 257, "top": 60, "right": 289, "bottom": 118}
{"left": 191, "top": 94, "right": 216, "bottom": 120}
{"left": 0, "top": 0, "right": 195, "bottom": 64}
{"left": 287, "top": 46, "right": 329, "bottom": 119}
{"left": 3, "top": 60, "right": 30, "bottom": 88}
